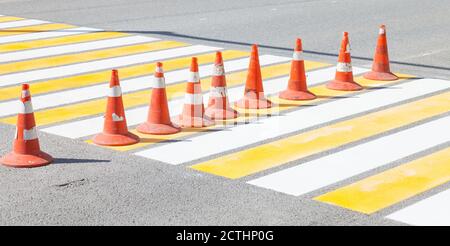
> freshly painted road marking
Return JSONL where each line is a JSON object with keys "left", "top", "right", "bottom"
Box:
{"left": 0, "top": 50, "right": 248, "bottom": 101}
{"left": 248, "top": 113, "right": 450, "bottom": 196}
{"left": 0, "top": 35, "right": 158, "bottom": 63}
{"left": 0, "top": 40, "right": 184, "bottom": 75}
{"left": 0, "top": 23, "right": 74, "bottom": 37}
{"left": 387, "top": 187, "right": 450, "bottom": 225}
{"left": 135, "top": 79, "right": 449, "bottom": 164}
{"left": 0, "top": 27, "right": 99, "bottom": 44}
{"left": 0, "top": 16, "right": 23, "bottom": 23}
{"left": 0, "top": 30, "right": 128, "bottom": 53}
{"left": 315, "top": 147, "right": 450, "bottom": 214}
{"left": 0, "top": 55, "right": 288, "bottom": 117}
{"left": 41, "top": 61, "right": 331, "bottom": 139}
{"left": 191, "top": 90, "right": 450, "bottom": 179}
{"left": 0, "top": 19, "right": 47, "bottom": 29}
{"left": 0, "top": 45, "right": 221, "bottom": 87}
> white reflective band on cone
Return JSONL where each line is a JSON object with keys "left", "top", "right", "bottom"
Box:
{"left": 379, "top": 28, "right": 386, "bottom": 35}
{"left": 210, "top": 86, "right": 227, "bottom": 98}
{"left": 336, "top": 62, "right": 352, "bottom": 72}
{"left": 345, "top": 43, "right": 351, "bottom": 53}
{"left": 108, "top": 86, "right": 122, "bottom": 97}
{"left": 111, "top": 113, "right": 124, "bottom": 122}
{"left": 19, "top": 100, "right": 34, "bottom": 114}
{"left": 155, "top": 66, "right": 163, "bottom": 73}
{"left": 184, "top": 93, "right": 203, "bottom": 105}
{"left": 293, "top": 51, "right": 304, "bottom": 61}
{"left": 21, "top": 127, "right": 38, "bottom": 140}
{"left": 21, "top": 90, "right": 30, "bottom": 98}
{"left": 189, "top": 72, "right": 200, "bottom": 82}
{"left": 152, "top": 77, "right": 165, "bottom": 88}
{"left": 212, "top": 65, "right": 225, "bottom": 76}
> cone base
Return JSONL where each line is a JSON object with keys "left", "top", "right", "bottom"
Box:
{"left": 136, "top": 122, "right": 181, "bottom": 135}
{"left": 92, "top": 131, "right": 139, "bottom": 146}
{"left": 204, "top": 107, "right": 239, "bottom": 120}
{"left": 363, "top": 71, "right": 398, "bottom": 81}
{"left": 326, "top": 80, "right": 363, "bottom": 91}
{"left": 172, "top": 115, "right": 215, "bottom": 128}
{"left": 1, "top": 151, "right": 52, "bottom": 168}
{"left": 279, "top": 89, "right": 316, "bottom": 101}
{"left": 235, "top": 97, "right": 273, "bottom": 109}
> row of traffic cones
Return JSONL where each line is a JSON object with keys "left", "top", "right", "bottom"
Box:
{"left": 1, "top": 24, "right": 397, "bottom": 168}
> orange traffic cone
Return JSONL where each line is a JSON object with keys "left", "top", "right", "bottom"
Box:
{"left": 172, "top": 57, "right": 215, "bottom": 128}
{"left": 279, "top": 38, "right": 316, "bottom": 100}
{"left": 326, "top": 32, "right": 363, "bottom": 91}
{"left": 137, "top": 62, "right": 181, "bottom": 135}
{"left": 92, "top": 69, "right": 139, "bottom": 146}
{"left": 205, "top": 51, "right": 239, "bottom": 120}
{"left": 1, "top": 84, "right": 52, "bottom": 168}
{"left": 363, "top": 25, "right": 398, "bottom": 81}
{"left": 235, "top": 44, "right": 273, "bottom": 109}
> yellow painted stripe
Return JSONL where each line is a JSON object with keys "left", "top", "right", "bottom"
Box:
{"left": 0, "top": 23, "right": 74, "bottom": 37}
{"left": 315, "top": 146, "right": 450, "bottom": 214}
{"left": 0, "top": 50, "right": 248, "bottom": 101}
{"left": 92, "top": 61, "right": 333, "bottom": 151}
{"left": 0, "top": 50, "right": 273, "bottom": 126}
{"left": 0, "top": 40, "right": 185, "bottom": 75}
{"left": 0, "top": 16, "right": 24, "bottom": 23}
{"left": 0, "top": 31, "right": 129, "bottom": 53}
{"left": 190, "top": 74, "right": 418, "bottom": 179}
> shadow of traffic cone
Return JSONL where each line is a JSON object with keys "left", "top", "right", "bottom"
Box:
{"left": 137, "top": 62, "right": 181, "bottom": 135}
{"left": 172, "top": 57, "right": 215, "bottom": 128}
{"left": 235, "top": 44, "right": 273, "bottom": 109}
{"left": 279, "top": 38, "right": 316, "bottom": 100}
{"left": 205, "top": 51, "right": 239, "bottom": 120}
{"left": 363, "top": 25, "right": 398, "bottom": 81}
{"left": 326, "top": 32, "right": 363, "bottom": 91}
{"left": 92, "top": 69, "right": 139, "bottom": 146}
{"left": 1, "top": 84, "right": 52, "bottom": 168}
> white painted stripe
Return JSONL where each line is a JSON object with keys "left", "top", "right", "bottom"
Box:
{"left": 336, "top": 62, "right": 352, "bottom": 72}
{"left": 22, "top": 127, "right": 38, "bottom": 140}
{"left": 386, "top": 188, "right": 450, "bottom": 226}
{"left": 249, "top": 114, "right": 450, "bottom": 196}
{"left": 184, "top": 93, "right": 203, "bottom": 105}
{"left": 293, "top": 51, "right": 303, "bottom": 61}
{"left": 0, "top": 45, "right": 222, "bottom": 87}
{"left": 0, "top": 55, "right": 289, "bottom": 118}
{"left": 0, "top": 35, "right": 158, "bottom": 63}
{"left": 152, "top": 77, "right": 165, "bottom": 88}
{"left": 0, "top": 27, "right": 100, "bottom": 44}
{"left": 210, "top": 87, "right": 227, "bottom": 98}
{"left": 134, "top": 79, "right": 450, "bottom": 164}
{"left": 19, "top": 100, "right": 33, "bottom": 114}
{"left": 41, "top": 65, "right": 365, "bottom": 139}
{"left": 107, "top": 86, "right": 122, "bottom": 97}
{"left": 0, "top": 19, "right": 48, "bottom": 29}
{"left": 189, "top": 72, "right": 200, "bottom": 82}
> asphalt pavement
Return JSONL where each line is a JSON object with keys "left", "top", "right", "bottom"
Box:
{"left": 0, "top": 0, "right": 449, "bottom": 225}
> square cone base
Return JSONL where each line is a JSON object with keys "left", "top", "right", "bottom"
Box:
{"left": 172, "top": 115, "right": 215, "bottom": 128}
{"left": 235, "top": 97, "right": 273, "bottom": 109}
{"left": 204, "top": 107, "right": 239, "bottom": 120}
{"left": 136, "top": 122, "right": 181, "bottom": 135}
{"left": 1, "top": 151, "right": 52, "bottom": 168}
{"left": 92, "top": 132, "right": 139, "bottom": 146}
{"left": 279, "top": 89, "right": 317, "bottom": 101}
{"left": 326, "top": 80, "right": 363, "bottom": 91}
{"left": 363, "top": 71, "right": 398, "bottom": 81}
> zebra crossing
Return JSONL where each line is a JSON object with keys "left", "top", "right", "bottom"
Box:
{"left": 0, "top": 14, "right": 449, "bottom": 225}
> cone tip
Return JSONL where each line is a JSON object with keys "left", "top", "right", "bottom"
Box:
{"left": 295, "top": 38, "right": 302, "bottom": 51}
{"left": 190, "top": 57, "right": 198, "bottom": 72}
{"left": 156, "top": 61, "right": 163, "bottom": 67}
{"left": 110, "top": 69, "right": 120, "bottom": 86}
{"left": 22, "top": 83, "right": 29, "bottom": 90}
{"left": 343, "top": 31, "right": 349, "bottom": 37}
